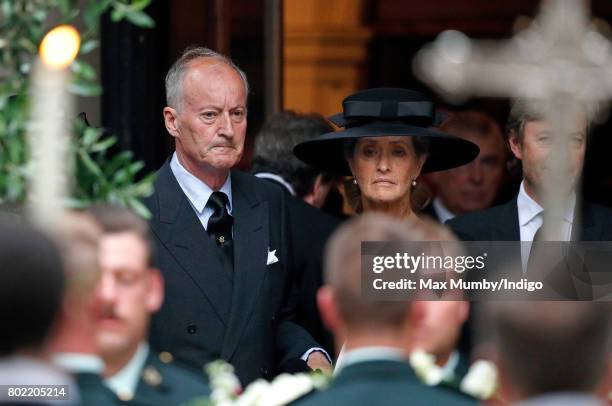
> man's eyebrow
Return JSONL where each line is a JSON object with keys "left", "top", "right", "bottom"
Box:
{"left": 197, "top": 105, "right": 223, "bottom": 111}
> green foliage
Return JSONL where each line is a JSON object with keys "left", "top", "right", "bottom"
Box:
{"left": 0, "top": 0, "right": 156, "bottom": 217}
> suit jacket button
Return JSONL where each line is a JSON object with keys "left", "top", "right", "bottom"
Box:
{"left": 271, "top": 315, "right": 276, "bottom": 322}
{"left": 187, "top": 324, "right": 197, "bottom": 334}
{"left": 260, "top": 367, "right": 269, "bottom": 377}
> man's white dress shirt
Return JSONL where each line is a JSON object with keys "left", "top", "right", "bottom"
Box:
{"left": 517, "top": 181, "right": 575, "bottom": 271}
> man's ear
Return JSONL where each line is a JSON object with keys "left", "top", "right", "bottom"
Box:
{"left": 457, "top": 300, "right": 470, "bottom": 324}
{"left": 508, "top": 130, "right": 523, "bottom": 160}
{"left": 163, "top": 107, "right": 180, "bottom": 139}
{"left": 410, "top": 300, "right": 427, "bottom": 327}
{"left": 146, "top": 268, "right": 164, "bottom": 313}
{"left": 310, "top": 174, "right": 333, "bottom": 208}
{"left": 317, "top": 286, "right": 340, "bottom": 333}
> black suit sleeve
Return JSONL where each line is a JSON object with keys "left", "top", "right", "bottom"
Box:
{"left": 273, "top": 190, "right": 322, "bottom": 371}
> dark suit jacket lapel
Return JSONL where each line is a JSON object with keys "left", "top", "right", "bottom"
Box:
{"left": 494, "top": 198, "right": 520, "bottom": 240}
{"left": 221, "top": 171, "right": 268, "bottom": 360}
{"left": 578, "top": 202, "right": 600, "bottom": 240}
{"left": 150, "top": 162, "right": 232, "bottom": 324}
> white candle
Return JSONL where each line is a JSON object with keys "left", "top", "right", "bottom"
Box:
{"left": 27, "top": 25, "right": 80, "bottom": 231}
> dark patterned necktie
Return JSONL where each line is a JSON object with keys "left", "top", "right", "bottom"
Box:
{"left": 206, "top": 191, "right": 234, "bottom": 269}
{"left": 527, "top": 217, "right": 544, "bottom": 273}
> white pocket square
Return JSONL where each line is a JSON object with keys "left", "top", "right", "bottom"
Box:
{"left": 267, "top": 248, "right": 279, "bottom": 265}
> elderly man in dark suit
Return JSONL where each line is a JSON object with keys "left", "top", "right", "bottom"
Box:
{"left": 145, "top": 47, "right": 329, "bottom": 385}
{"left": 294, "top": 213, "right": 475, "bottom": 406}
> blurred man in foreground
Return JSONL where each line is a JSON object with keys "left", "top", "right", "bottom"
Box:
{"left": 0, "top": 218, "right": 77, "bottom": 404}
{"left": 491, "top": 301, "right": 610, "bottom": 405}
{"left": 89, "top": 204, "right": 210, "bottom": 405}
{"left": 294, "top": 213, "right": 475, "bottom": 406}
{"left": 50, "top": 212, "right": 117, "bottom": 405}
{"left": 410, "top": 301, "right": 471, "bottom": 389}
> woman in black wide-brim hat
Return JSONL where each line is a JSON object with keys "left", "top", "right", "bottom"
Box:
{"left": 294, "top": 87, "right": 480, "bottom": 220}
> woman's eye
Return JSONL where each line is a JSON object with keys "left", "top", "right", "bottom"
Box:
{"left": 393, "top": 149, "right": 406, "bottom": 156}
{"left": 363, "top": 148, "right": 376, "bottom": 157}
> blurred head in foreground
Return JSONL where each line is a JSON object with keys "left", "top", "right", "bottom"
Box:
{"left": 491, "top": 301, "right": 610, "bottom": 403}
{"left": 49, "top": 211, "right": 103, "bottom": 355}
{"left": 88, "top": 204, "right": 163, "bottom": 377}
{"left": 0, "top": 218, "right": 65, "bottom": 357}
{"left": 319, "top": 212, "right": 464, "bottom": 354}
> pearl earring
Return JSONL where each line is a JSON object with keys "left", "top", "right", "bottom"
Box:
{"left": 353, "top": 178, "right": 358, "bottom": 185}
{"left": 411, "top": 179, "right": 417, "bottom": 187}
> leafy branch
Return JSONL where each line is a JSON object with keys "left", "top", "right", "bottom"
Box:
{"left": 0, "top": 0, "right": 156, "bottom": 216}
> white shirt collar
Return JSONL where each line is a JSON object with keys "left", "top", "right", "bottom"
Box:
{"left": 440, "top": 350, "right": 460, "bottom": 381}
{"left": 53, "top": 353, "right": 105, "bottom": 375}
{"left": 517, "top": 180, "right": 576, "bottom": 227}
{"left": 2, "top": 355, "right": 74, "bottom": 384}
{"left": 517, "top": 181, "right": 545, "bottom": 228}
{"left": 169, "top": 152, "right": 233, "bottom": 214}
{"left": 335, "top": 346, "right": 405, "bottom": 374}
{"left": 514, "top": 392, "right": 605, "bottom": 406}
{"left": 104, "top": 342, "right": 149, "bottom": 399}
{"left": 254, "top": 172, "right": 295, "bottom": 195}
{"left": 432, "top": 197, "right": 456, "bottom": 224}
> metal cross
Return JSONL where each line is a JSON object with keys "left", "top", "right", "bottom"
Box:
{"left": 415, "top": 0, "right": 612, "bottom": 240}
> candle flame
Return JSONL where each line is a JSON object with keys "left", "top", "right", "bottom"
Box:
{"left": 39, "top": 25, "right": 80, "bottom": 70}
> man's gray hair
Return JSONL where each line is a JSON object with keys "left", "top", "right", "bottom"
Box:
{"left": 165, "top": 46, "right": 250, "bottom": 110}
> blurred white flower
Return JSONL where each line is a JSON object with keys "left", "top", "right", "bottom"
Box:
{"left": 204, "top": 361, "right": 328, "bottom": 405}
{"left": 459, "top": 359, "right": 498, "bottom": 400}
{"left": 205, "top": 360, "right": 242, "bottom": 404}
{"left": 409, "top": 349, "right": 443, "bottom": 386}
{"left": 234, "top": 379, "right": 270, "bottom": 406}
{"left": 258, "top": 373, "right": 315, "bottom": 406}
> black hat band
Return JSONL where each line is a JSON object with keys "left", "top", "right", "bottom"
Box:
{"left": 343, "top": 100, "right": 434, "bottom": 119}
{"left": 342, "top": 100, "right": 435, "bottom": 127}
